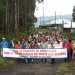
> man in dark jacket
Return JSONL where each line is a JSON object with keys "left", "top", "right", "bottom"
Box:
{"left": 8, "top": 38, "right": 14, "bottom": 48}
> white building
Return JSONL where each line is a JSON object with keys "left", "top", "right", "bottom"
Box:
{"left": 50, "top": 19, "right": 75, "bottom": 32}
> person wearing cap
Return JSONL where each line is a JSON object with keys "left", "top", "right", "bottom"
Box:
{"left": 0, "top": 37, "right": 8, "bottom": 55}
{"left": 0, "top": 37, "right": 8, "bottom": 48}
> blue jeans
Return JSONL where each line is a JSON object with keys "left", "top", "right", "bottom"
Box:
{"left": 25, "top": 58, "right": 28, "bottom": 63}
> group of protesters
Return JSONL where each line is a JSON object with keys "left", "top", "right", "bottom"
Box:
{"left": 0, "top": 30, "right": 75, "bottom": 64}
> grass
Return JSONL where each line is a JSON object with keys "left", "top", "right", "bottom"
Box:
{"left": 0, "top": 57, "right": 5, "bottom": 67}
{"left": 56, "top": 62, "right": 68, "bottom": 74}
{"left": 62, "top": 32, "right": 75, "bottom": 38}
{"left": 0, "top": 57, "right": 14, "bottom": 68}
{"left": 56, "top": 61, "right": 75, "bottom": 75}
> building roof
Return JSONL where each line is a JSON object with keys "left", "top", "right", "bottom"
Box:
{"left": 39, "top": 19, "right": 75, "bottom": 28}
{"left": 48, "top": 19, "right": 75, "bottom": 28}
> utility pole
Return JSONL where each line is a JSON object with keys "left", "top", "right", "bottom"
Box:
{"left": 40, "top": 17, "right": 41, "bottom": 25}
{"left": 71, "top": 20, "right": 72, "bottom": 32}
{"left": 43, "top": 0, "right": 44, "bottom": 26}
{"left": 60, "top": 12, "right": 61, "bottom": 19}
{"left": 55, "top": 11, "right": 56, "bottom": 36}
{"left": 55, "top": 11, "right": 56, "bottom": 24}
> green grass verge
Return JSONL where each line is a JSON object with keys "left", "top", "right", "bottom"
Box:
{"left": 62, "top": 32, "right": 75, "bottom": 38}
{"left": 56, "top": 61, "right": 75, "bottom": 75}
{"left": 0, "top": 57, "right": 15, "bottom": 68}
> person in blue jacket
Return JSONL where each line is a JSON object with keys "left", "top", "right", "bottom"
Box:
{"left": 0, "top": 37, "right": 8, "bottom": 55}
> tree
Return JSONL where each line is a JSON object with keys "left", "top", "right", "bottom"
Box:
{"left": 0, "top": 0, "right": 5, "bottom": 33}
{"left": 5, "top": 0, "right": 9, "bottom": 35}
{"left": 14, "top": 0, "right": 18, "bottom": 35}
{"left": 0, "top": 0, "right": 44, "bottom": 35}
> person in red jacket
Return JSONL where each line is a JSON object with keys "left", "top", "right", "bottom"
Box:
{"left": 15, "top": 41, "right": 22, "bottom": 49}
{"left": 19, "top": 35, "right": 23, "bottom": 42}
{"left": 62, "top": 38, "right": 67, "bottom": 48}
{"left": 67, "top": 39, "right": 72, "bottom": 61}
{"left": 14, "top": 41, "right": 22, "bottom": 62}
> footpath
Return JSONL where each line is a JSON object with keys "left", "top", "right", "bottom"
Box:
{"left": 0, "top": 60, "right": 60, "bottom": 75}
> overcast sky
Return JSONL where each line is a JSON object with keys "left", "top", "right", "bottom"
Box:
{"left": 34, "top": 0, "right": 75, "bottom": 17}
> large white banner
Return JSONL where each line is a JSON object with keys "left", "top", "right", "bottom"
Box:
{"left": 3, "top": 48, "right": 67, "bottom": 58}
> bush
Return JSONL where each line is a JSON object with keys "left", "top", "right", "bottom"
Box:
{"left": 62, "top": 32, "right": 75, "bottom": 39}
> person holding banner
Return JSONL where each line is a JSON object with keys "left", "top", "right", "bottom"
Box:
{"left": 14, "top": 41, "right": 22, "bottom": 49}
{"left": 32, "top": 41, "right": 40, "bottom": 63}
{"left": 24, "top": 41, "right": 30, "bottom": 63}
{"left": 40, "top": 38, "right": 48, "bottom": 63}
{"left": 50, "top": 39, "right": 56, "bottom": 64}
{"left": 0, "top": 37, "right": 8, "bottom": 48}
{"left": 0, "top": 37, "right": 8, "bottom": 55}
{"left": 14, "top": 41, "right": 23, "bottom": 62}
{"left": 47, "top": 38, "right": 55, "bottom": 64}
{"left": 8, "top": 38, "right": 14, "bottom": 48}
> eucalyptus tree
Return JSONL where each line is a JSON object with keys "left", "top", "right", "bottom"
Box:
{"left": 0, "top": 0, "right": 44, "bottom": 34}
{"left": 0, "top": 0, "right": 5, "bottom": 33}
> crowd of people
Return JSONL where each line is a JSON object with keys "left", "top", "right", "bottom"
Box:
{"left": 0, "top": 30, "right": 75, "bottom": 64}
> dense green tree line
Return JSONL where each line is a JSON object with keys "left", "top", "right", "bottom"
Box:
{"left": 0, "top": 0, "right": 43, "bottom": 35}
